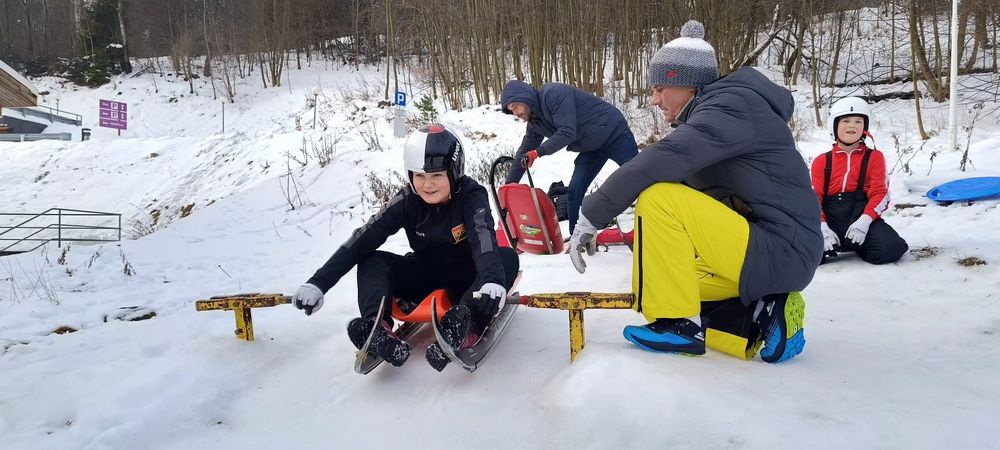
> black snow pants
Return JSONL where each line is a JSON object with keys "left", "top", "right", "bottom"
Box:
{"left": 356, "top": 248, "right": 519, "bottom": 329}
{"left": 821, "top": 150, "right": 908, "bottom": 265}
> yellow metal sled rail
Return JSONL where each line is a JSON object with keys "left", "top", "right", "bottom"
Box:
{"left": 519, "top": 292, "right": 634, "bottom": 362}
{"left": 195, "top": 293, "right": 291, "bottom": 341}
{"left": 195, "top": 290, "right": 634, "bottom": 364}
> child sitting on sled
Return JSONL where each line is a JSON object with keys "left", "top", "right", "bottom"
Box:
{"left": 292, "top": 124, "right": 519, "bottom": 367}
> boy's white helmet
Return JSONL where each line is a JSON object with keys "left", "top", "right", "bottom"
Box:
{"left": 403, "top": 124, "right": 465, "bottom": 193}
{"left": 828, "top": 96, "right": 871, "bottom": 140}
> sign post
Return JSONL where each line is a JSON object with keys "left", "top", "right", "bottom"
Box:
{"left": 393, "top": 91, "right": 406, "bottom": 138}
{"left": 98, "top": 99, "right": 128, "bottom": 136}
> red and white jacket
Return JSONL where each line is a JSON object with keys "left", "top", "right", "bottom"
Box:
{"left": 810, "top": 142, "right": 890, "bottom": 222}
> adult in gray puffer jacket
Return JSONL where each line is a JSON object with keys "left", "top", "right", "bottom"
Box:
{"left": 569, "top": 20, "right": 822, "bottom": 364}
{"left": 500, "top": 80, "right": 638, "bottom": 233}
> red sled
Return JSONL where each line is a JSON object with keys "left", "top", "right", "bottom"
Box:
{"left": 490, "top": 156, "right": 564, "bottom": 255}
{"left": 596, "top": 227, "right": 634, "bottom": 250}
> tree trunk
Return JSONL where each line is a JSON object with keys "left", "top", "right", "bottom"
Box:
{"left": 18, "top": 0, "right": 34, "bottom": 55}
{"left": 828, "top": 10, "right": 846, "bottom": 87}
{"left": 72, "top": 0, "right": 83, "bottom": 53}
{"left": 963, "top": 9, "right": 987, "bottom": 71}
{"left": 0, "top": 2, "right": 9, "bottom": 54}
{"left": 117, "top": 0, "right": 133, "bottom": 73}
{"left": 203, "top": 0, "right": 212, "bottom": 77}
{"left": 908, "top": 0, "right": 946, "bottom": 101}
{"left": 786, "top": 19, "right": 808, "bottom": 86}
{"left": 993, "top": 11, "right": 998, "bottom": 72}
{"left": 889, "top": 0, "right": 896, "bottom": 79}
{"left": 910, "top": 35, "right": 930, "bottom": 140}
{"left": 810, "top": 27, "right": 822, "bottom": 127}
{"left": 383, "top": 0, "right": 391, "bottom": 99}
{"left": 929, "top": 0, "right": 943, "bottom": 81}
{"left": 41, "top": 0, "right": 49, "bottom": 61}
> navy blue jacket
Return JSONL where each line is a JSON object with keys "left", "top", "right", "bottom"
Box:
{"left": 501, "top": 81, "right": 630, "bottom": 183}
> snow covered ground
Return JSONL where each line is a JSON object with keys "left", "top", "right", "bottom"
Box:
{"left": 1, "top": 53, "right": 999, "bottom": 449}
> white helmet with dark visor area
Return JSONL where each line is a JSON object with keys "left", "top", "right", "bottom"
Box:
{"left": 403, "top": 124, "right": 465, "bottom": 192}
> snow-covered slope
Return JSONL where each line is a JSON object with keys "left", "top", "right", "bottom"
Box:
{"left": 1, "top": 54, "right": 999, "bottom": 450}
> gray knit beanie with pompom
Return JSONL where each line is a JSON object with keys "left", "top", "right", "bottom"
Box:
{"left": 648, "top": 20, "right": 719, "bottom": 88}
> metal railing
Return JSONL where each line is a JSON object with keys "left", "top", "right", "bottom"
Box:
{"left": 0, "top": 133, "right": 72, "bottom": 142}
{"left": 10, "top": 106, "right": 83, "bottom": 126}
{"left": 0, "top": 208, "right": 121, "bottom": 254}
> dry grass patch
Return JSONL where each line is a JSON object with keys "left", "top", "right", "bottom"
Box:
{"left": 909, "top": 246, "right": 939, "bottom": 260}
{"left": 957, "top": 256, "right": 987, "bottom": 267}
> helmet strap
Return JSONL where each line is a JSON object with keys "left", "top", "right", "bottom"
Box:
{"left": 863, "top": 130, "right": 877, "bottom": 150}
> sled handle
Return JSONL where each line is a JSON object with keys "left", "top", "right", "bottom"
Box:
{"left": 489, "top": 155, "right": 517, "bottom": 247}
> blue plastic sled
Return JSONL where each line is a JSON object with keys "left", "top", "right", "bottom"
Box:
{"left": 926, "top": 177, "right": 1000, "bottom": 202}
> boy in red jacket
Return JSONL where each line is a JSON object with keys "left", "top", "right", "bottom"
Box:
{"left": 811, "top": 97, "right": 908, "bottom": 264}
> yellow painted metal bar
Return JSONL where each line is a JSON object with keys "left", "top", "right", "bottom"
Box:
{"left": 195, "top": 293, "right": 291, "bottom": 311}
{"left": 195, "top": 293, "right": 291, "bottom": 341}
{"left": 235, "top": 307, "right": 253, "bottom": 341}
{"left": 520, "top": 292, "right": 635, "bottom": 310}
{"left": 520, "top": 292, "right": 635, "bottom": 362}
{"left": 568, "top": 309, "right": 585, "bottom": 362}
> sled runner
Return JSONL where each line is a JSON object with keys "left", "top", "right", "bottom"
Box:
{"left": 427, "top": 271, "right": 523, "bottom": 372}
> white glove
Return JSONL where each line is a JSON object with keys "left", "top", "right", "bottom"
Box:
{"left": 569, "top": 214, "right": 599, "bottom": 274}
{"left": 845, "top": 214, "right": 873, "bottom": 245}
{"left": 820, "top": 221, "right": 840, "bottom": 252}
{"left": 476, "top": 282, "right": 508, "bottom": 311}
{"left": 292, "top": 283, "right": 325, "bottom": 316}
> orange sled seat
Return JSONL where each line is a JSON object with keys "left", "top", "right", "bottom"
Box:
{"left": 391, "top": 289, "right": 453, "bottom": 323}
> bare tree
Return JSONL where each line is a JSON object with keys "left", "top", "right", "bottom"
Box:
{"left": 908, "top": 0, "right": 947, "bottom": 101}
{"left": 17, "top": 0, "right": 34, "bottom": 55}
{"left": 249, "top": 0, "right": 293, "bottom": 88}
{"left": 910, "top": 26, "right": 930, "bottom": 140}
{"left": 201, "top": 0, "right": 212, "bottom": 78}
{"left": 171, "top": 30, "right": 196, "bottom": 93}
{"left": 73, "top": 0, "right": 84, "bottom": 53}
{"left": 116, "top": 0, "right": 134, "bottom": 73}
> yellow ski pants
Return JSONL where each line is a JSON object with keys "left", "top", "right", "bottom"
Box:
{"left": 632, "top": 182, "right": 750, "bottom": 321}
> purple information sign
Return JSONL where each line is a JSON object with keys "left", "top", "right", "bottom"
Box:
{"left": 99, "top": 99, "right": 128, "bottom": 130}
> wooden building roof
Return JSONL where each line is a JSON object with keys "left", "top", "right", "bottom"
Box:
{"left": 0, "top": 58, "right": 39, "bottom": 108}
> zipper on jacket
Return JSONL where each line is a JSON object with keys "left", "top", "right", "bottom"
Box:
{"left": 840, "top": 151, "right": 852, "bottom": 193}
{"left": 835, "top": 146, "right": 863, "bottom": 193}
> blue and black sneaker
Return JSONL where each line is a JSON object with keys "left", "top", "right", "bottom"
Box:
{"left": 757, "top": 292, "right": 806, "bottom": 363}
{"left": 623, "top": 318, "right": 706, "bottom": 355}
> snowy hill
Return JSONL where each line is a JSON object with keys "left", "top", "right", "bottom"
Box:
{"left": 1, "top": 55, "right": 999, "bottom": 449}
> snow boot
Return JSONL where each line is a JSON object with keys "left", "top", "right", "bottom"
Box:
{"left": 425, "top": 342, "right": 450, "bottom": 372}
{"left": 440, "top": 304, "right": 481, "bottom": 349}
{"left": 347, "top": 317, "right": 377, "bottom": 352}
{"left": 756, "top": 292, "right": 806, "bottom": 363}
{"left": 426, "top": 305, "right": 481, "bottom": 372}
{"left": 622, "top": 318, "right": 706, "bottom": 355}
{"left": 346, "top": 317, "right": 411, "bottom": 366}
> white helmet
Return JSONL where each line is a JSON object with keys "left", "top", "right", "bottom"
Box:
{"left": 828, "top": 96, "right": 871, "bottom": 141}
{"left": 403, "top": 124, "right": 465, "bottom": 193}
